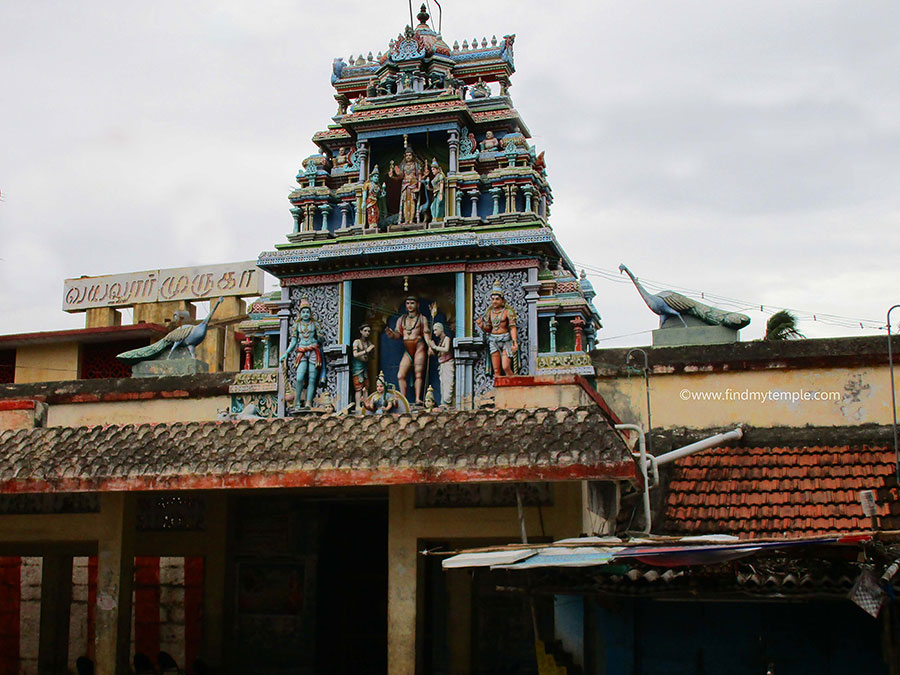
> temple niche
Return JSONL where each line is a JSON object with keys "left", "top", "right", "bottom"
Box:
{"left": 251, "top": 4, "right": 601, "bottom": 415}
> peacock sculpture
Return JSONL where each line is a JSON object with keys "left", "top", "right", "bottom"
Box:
{"left": 619, "top": 264, "right": 750, "bottom": 330}
{"left": 117, "top": 297, "right": 224, "bottom": 364}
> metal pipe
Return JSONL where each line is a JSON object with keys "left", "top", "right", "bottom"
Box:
{"left": 654, "top": 427, "right": 743, "bottom": 466}
{"left": 515, "top": 485, "right": 528, "bottom": 544}
{"left": 626, "top": 348, "right": 652, "bottom": 458}
{"left": 615, "top": 424, "right": 651, "bottom": 535}
{"left": 887, "top": 305, "right": 900, "bottom": 486}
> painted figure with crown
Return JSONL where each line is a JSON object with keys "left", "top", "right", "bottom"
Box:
{"left": 476, "top": 284, "right": 519, "bottom": 376}
{"left": 390, "top": 137, "right": 425, "bottom": 225}
{"left": 280, "top": 298, "right": 325, "bottom": 409}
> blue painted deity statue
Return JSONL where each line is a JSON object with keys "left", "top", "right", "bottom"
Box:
{"left": 280, "top": 298, "right": 325, "bottom": 409}
{"left": 429, "top": 160, "right": 445, "bottom": 222}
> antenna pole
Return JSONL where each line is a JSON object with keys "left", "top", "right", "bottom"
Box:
{"left": 434, "top": 0, "right": 442, "bottom": 33}
{"left": 408, "top": 0, "right": 414, "bottom": 28}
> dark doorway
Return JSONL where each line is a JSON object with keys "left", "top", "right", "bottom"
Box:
{"left": 315, "top": 499, "right": 388, "bottom": 675}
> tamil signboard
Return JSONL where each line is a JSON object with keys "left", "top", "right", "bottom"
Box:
{"left": 63, "top": 261, "right": 265, "bottom": 312}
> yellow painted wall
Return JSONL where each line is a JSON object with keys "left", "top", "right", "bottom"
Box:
{"left": 596, "top": 365, "right": 893, "bottom": 429}
{"left": 47, "top": 396, "right": 228, "bottom": 427}
{"left": 387, "top": 482, "right": 584, "bottom": 675}
{"left": 14, "top": 343, "right": 80, "bottom": 384}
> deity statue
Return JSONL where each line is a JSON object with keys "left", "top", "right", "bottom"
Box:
{"left": 481, "top": 130, "right": 499, "bottom": 152}
{"left": 471, "top": 77, "right": 490, "bottom": 99}
{"left": 351, "top": 323, "right": 375, "bottom": 411}
{"left": 429, "top": 160, "right": 445, "bottom": 222}
{"left": 426, "top": 321, "right": 454, "bottom": 407}
{"left": 384, "top": 296, "right": 431, "bottom": 405}
{"left": 332, "top": 146, "right": 350, "bottom": 170}
{"left": 364, "top": 165, "right": 385, "bottom": 229}
{"left": 279, "top": 298, "right": 325, "bottom": 409}
{"left": 475, "top": 284, "right": 518, "bottom": 376}
{"left": 389, "top": 139, "right": 424, "bottom": 225}
{"left": 364, "top": 372, "right": 399, "bottom": 414}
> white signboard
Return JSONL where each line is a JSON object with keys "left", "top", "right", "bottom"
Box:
{"left": 63, "top": 261, "right": 265, "bottom": 312}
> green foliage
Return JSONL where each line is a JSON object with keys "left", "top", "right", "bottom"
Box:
{"left": 765, "top": 309, "right": 805, "bottom": 341}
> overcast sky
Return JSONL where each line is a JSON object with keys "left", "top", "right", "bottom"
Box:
{"left": 2, "top": 1, "right": 898, "bottom": 346}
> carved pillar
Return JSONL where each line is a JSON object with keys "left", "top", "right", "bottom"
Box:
{"left": 453, "top": 336, "right": 483, "bottom": 410}
{"left": 468, "top": 190, "right": 479, "bottom": 218}
{"left": 523, "top": 268, "right": 540, "bottom": 375}
{"left": 276, "top": 300, "right": 291, "bottom": 417}
{"left": 340, "top": 201, "right": 350, "bottom": 229}
{"left": 455, "top": 188, "right": 463, "bottom": 217}
{"left": 448, "top": 129, "right": 459, "bottom": 174}
{"left": 357, "top": 140, "right": 370, "bottom": 182}
{"left": 325, "top": 343, "right": 351, "bottom": 412}
{"left": 571, "top": 316, "right": 586, "bottom": 352}
{"left": 291, "top": 207, "right": 302, "bottom": 233}
{"left": 506, "top": 184, "right": 518, "bottom": 213}
{"left": 490, "top": 187, "right": 502, "bottom": 216}
{"left": 549, "top": 316, "right": 558, "bottom": 353}
{"left": 305, "top": 205, "right": 315, "bottom": 231}
{"left": 318, "top": 204, "right": 333, "bottom": 232}
{"left": 241, "top": 337, "right": 253, "bottom": 370}
{"left": 541, "top": 194, "right": 548, "bottom": 219}
{"left": 522, "top": 183, "right": 534, "bottom": 213}
{"left": 357, "top": 186, "right": 366, "bottom": 226}
{"left": 341, "top": 280, "right": 352, "bottom": 344}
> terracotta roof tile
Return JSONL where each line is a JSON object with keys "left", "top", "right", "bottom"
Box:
{"left": 662, "top": 444, "right": 895, "bottom": 538}
{"left": 0, "top": 406, "right": 633, "bottom": 493}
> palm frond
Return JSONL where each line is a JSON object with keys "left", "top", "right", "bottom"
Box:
{"left": 765, "top": 310, "right": 805, "bottom": 341}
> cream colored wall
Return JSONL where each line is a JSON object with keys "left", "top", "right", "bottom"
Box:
{"left": 387, "top": 482, "right": 584, "bottom": 675}
{"left": 597, "top": 365, "right": 892, "bottom": 429}
{"left": 14, "top": 343, "right": 80, "bottom": 384}
{"left": 495, "top": 383, "right": 596, "bottom": 410}
{"left": 47, "top": 396, "right": 228, "bottom": 427}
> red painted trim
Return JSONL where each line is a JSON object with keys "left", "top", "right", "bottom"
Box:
{"left": 494, "top": 375, "right": 624, "bottom": 425}
{"left": 87, "top": 557, "right": 97, "bottom": 659}
{"left": 184, "top": 557, "right": 204, "bottom": 674}
{"left": 0, "top": 557, "right": 20, "bottom": 675}
{"left": 134, "top": 557, "right": 161, "bottom": 660}
{"left": 0, "top": 324, "right": 169, "bottom": 348}
{"left": 0, "top": 461, "right": 636, "bottom": 494}
{"left": 0, "top": 400, "right": 35, "bottom": 412}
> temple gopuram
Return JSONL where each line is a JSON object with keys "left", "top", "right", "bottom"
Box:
{"left": 253, "top": 4, "right": 600, "bottom": 415}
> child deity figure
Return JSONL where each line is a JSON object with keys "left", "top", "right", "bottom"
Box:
{"left": 384, "top": 296, "right": 431, "bottom": 405}
{"left": 364, "top": 372, "right": 398, "bottom": 414}
{"left": 279, "top": 298, "right": 325, "bottom": 409}
{"left": 426, "top": 322, "right": 454, "bottom": 406}
{"left": 351, "top": 323, "right": 375, "bottom": 411}
{"left": 475, "top": 284, "right": 519, "bottom": 376}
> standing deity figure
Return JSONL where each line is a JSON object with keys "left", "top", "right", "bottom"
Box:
{"left": 364, "top": 165, "right": 384, "bottom": 229}
{"left": 384, "top": 296, "right": 431, "bottom": 405}
{"left": 475, "top": 284, "right": 519, "bottom": 376}
{"left": 426, "top": 322, "right": 455, "bottom": 406}
{"left": 351, "top": 323, "right": 375, "bottom": 411}
{"left": 390, "top": 140, "right": 424, "bottom": 224}
{"left": 279, "top": 298, "right": 325, "bottom": 409}
{"left": 429, "top": 160, "right": 445, "bottom": 222}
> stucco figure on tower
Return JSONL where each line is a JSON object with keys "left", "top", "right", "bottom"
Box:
{"left": 384, "top": 296, "right": 431, "bottom": 405}
{"left": 280, "top": 298, "right": 325, "bottom": 410}
{"left": 476, "top": 284, "right": 518, "bottom": 376}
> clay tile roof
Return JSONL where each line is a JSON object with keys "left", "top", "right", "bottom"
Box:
{"left": 662, "top": 444, "right": 896, "bottom": 538}
{"left": 0, "top": 407, "right": 633, "bottom": 493}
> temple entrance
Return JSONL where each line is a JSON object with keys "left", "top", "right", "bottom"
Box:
{"left": 227, "top": 492, "right": 388, "bottom": 675}
{"left": 350, "top": 273, "right": 457, "bottom": 407}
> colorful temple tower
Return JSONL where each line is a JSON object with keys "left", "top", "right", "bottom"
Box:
{"left": 256, "top": 5, "right": 600, "bottom": 415}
